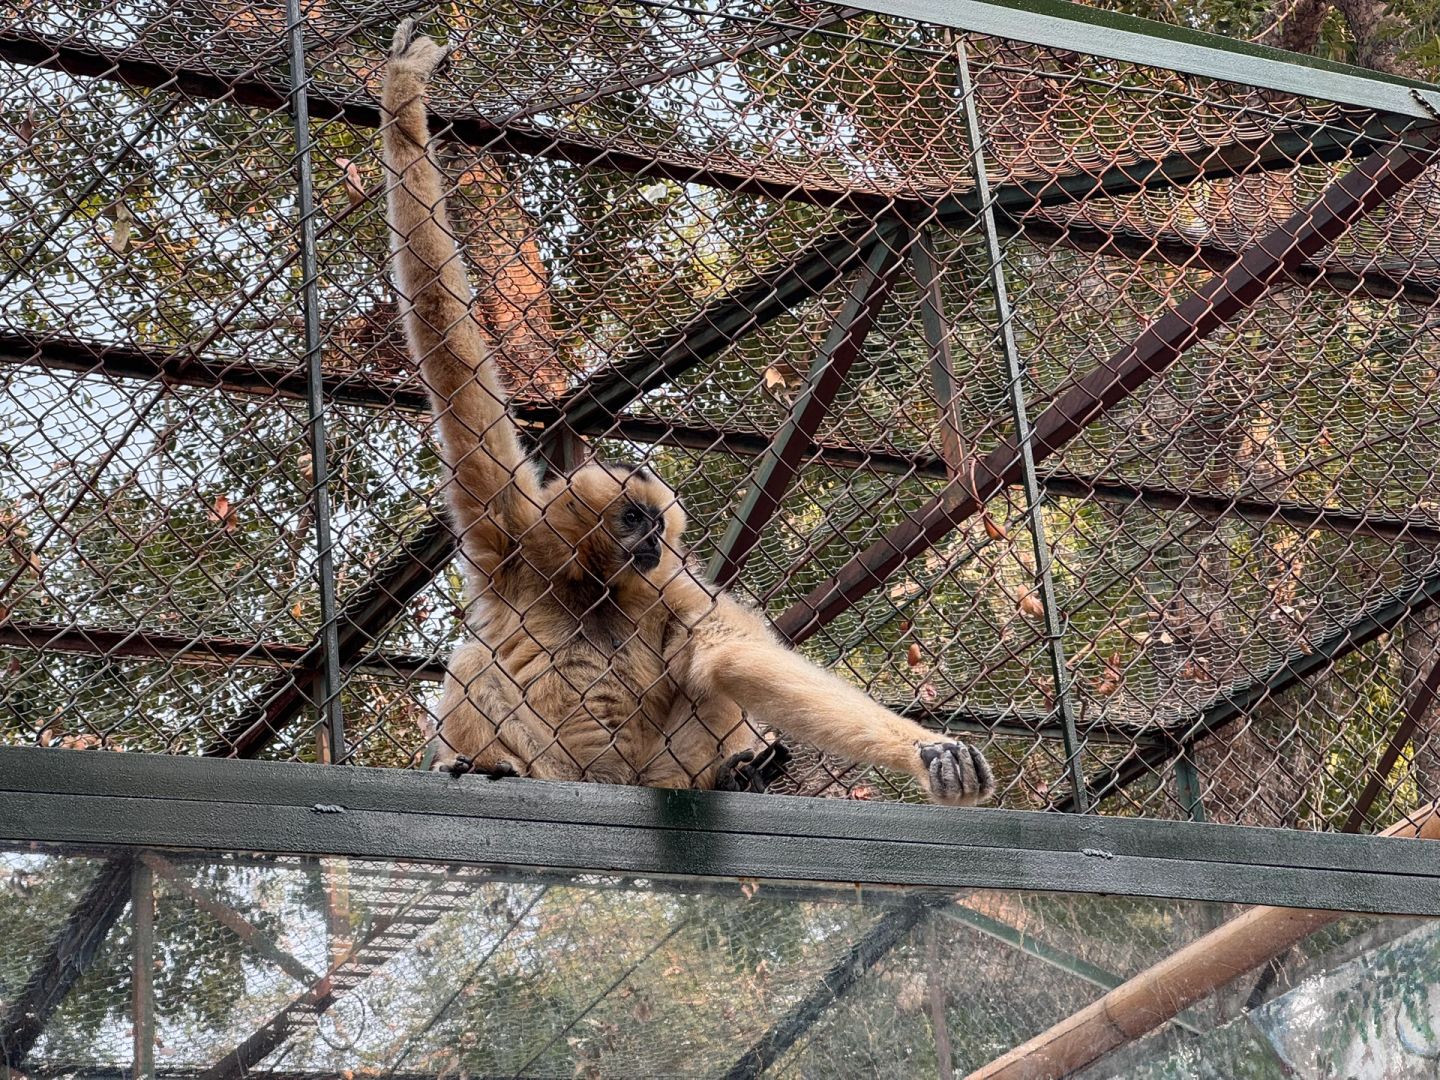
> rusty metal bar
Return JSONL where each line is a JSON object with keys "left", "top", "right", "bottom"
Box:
{"left": 558, "top": 217, "right": 903, "bottom": 435}
{"left": 709, "top": 229, "right": 909, "bottom": 587}
{"left": 2, "top": 21, "right": 1411, "bottom": 212}
{"left": 912, "top": 229, "right": 967, "bottom": 477}
{"left": 956, "top": 36, "right": 1086, "bottom": 809}
{"left": 14, "top": 619, "right": 1161, "bottom": 742}
{"left": 1006, "top": 214, "right": 1440, "bottom": 306}
{"left": 0, "top": 28, "right": 888, "bottom": 212}
{"left": 1343, "top": 651, "right": 1440, "bottom": 831}
{"left": 4, "top": 333, "right": 1439, "bottom": 547}
{"left": 773, "top": 134, "right": 1440, "bottom": 646}
{"left": 0, "top": 619, "right": 442, "bottom": 679}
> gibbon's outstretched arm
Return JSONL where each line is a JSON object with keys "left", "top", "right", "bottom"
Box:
{"left": 673, "top": 579, "right": 995, "bottom": 806}
{"left": 382, "top": 21, "right": 541, "bottom": 576}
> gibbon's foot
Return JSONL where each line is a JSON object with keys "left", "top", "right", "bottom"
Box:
{"left": 918, "top": 741, "right": 995, "bottom": 806}
{"left": 435, "top": 755, "right": 521, "bottom": 781}
{"left": 716, "top": 741, "right": 792, "bottom": 794}
{"left": 390, "top": 17, "right": 452, "bottom": 80}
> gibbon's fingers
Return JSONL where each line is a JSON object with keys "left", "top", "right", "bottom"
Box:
{"left": 715, "top": 741, "right": 792, "bottom": 794}
{"left": 919, "top": 742, "right": 996, "bottom": 807}
{"left": 391, "top": 16, "right": 413, "bottom": 54}
{"left": 390, "top": 18, "right": 451, "bottom": 77}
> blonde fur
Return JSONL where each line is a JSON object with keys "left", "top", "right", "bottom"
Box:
{"left": 381, "top": 22, "right": 994, "bottom": 804}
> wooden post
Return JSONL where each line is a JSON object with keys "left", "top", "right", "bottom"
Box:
{"left": 967, "top": 802, "right": 1440, "bottom": 1080}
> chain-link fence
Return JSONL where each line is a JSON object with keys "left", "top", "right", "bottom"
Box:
{"left": 5, "top": 0, "right": 1440, "bottom": 831}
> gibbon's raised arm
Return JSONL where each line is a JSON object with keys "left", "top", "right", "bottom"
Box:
{"left": 385, "top": 22, "right": 994, "bottom": 806}
{"left": 677, "top": 585, "right": 995, "bottom": 806}
{"left": 381, "top": 23, "right": 541, "bottom": 574}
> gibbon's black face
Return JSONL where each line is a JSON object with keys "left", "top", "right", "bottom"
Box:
{"left": 616, "top": 499, "right": 665, "bottom": 571}
{"left": 559, "top": 463, "right": 686, "bottom": 583}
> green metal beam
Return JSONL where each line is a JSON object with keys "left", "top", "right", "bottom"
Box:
{"left": 7, "top": 747, "right": 1440, "bottom": 915}
{"left": 844, "top": 0, "right": 1440, "bottom": 121}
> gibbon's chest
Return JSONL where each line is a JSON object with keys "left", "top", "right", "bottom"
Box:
{"left": 490, "top": 580, "right": 677, "bottom": 719}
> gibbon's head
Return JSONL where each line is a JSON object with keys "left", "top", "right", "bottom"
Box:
{"left": 550, "top": 463, "right": 687, "bottom": 583}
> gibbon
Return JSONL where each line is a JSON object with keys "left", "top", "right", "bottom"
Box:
{"left": 381, "top": 21, "right": 994, "bottom": 805}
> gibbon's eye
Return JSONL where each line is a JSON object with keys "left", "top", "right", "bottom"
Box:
{"left": 619, "top": 505, "right": 646, "bottom": 531}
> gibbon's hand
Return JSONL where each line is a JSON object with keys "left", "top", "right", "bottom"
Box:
{"left": 918, "top": 741, "right": 994, "bottom": 806}
{"left": 390, "top": 18, "right": 452, "bottom": 86}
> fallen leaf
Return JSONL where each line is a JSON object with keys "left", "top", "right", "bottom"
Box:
{"left": 109, "top": 201, "right": 133, "bottom": 254}
{"left": 1018, "top": 587, "right": 1044, "bottom": 619}
{"left": 210, "top": 495, "right": 238, "bottom": 533}
{"left": 982, "top": 513, "right": 1008, "bottom": 542}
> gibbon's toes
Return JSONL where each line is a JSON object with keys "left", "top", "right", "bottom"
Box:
{"left": 432, "top": 754, "right": 520, "bottom": 780}
{"left": 482, "top": 760, "right": 520, "bottom": 780}
{"left": 716, "top": 742, "right": 792, "bottom": 794}
{"left": 918, "top": 741, "right": 994, "bottom": 806}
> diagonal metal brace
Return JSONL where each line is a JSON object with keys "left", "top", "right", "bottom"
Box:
{"left": 709, "top": 226, "right": 911, "bottom": 588}
{"left": 774, "top": 132, "right": 1440, "bottom": 646}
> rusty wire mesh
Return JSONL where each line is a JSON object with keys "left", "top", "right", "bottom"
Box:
{"left": 3, "top": 0, "right": 1440, "bottom": 833}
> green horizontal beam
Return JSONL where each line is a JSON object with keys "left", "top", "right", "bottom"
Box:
{"left": 846, "top": 0, "right": 1440, "bottom": 121}
{"left": 3, "top": 748, "right": 1440, "bottom": 915}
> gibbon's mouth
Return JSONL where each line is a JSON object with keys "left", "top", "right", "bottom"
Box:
{"left": 631, "top": 540, "right": 662, "bottom": 571}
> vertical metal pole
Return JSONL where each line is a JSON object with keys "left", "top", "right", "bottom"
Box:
{"left": 912, "top": 229, "right": 967, "bottom": 479}
{"left": 131, "top": 861, "right": 155, "bottom": 1080}
{"left": 954, "top": 37, "right": 1087, "bottom": 810}
{"left": 1174, "top": 745, "right": 1206, "bottom": 822}
{"left": 287, "top": 0, "right": 345, "bottom": 762}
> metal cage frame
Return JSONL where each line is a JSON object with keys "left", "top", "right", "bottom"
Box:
{"left": 7, "top": 0, "right": 1440, "bottom": 1073}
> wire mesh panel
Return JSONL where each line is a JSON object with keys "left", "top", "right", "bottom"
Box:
{"left": 4, "top": 840, "right": 1437, "bottom": 1078}
{"left": 2, "top": 0, "right": 1440, "bottom": 831}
